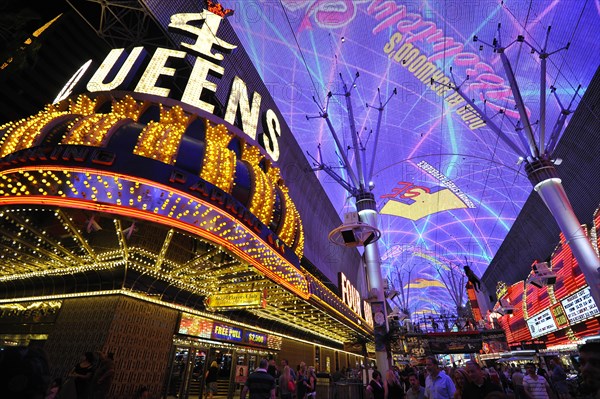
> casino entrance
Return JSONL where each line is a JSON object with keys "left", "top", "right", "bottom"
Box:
{"left": 163, "top": 338, "right": 276, "bottom": 399}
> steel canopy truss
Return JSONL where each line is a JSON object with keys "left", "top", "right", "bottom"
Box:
{"left": 433, "top": 23, "right": 600, "bottom": 309}
{"left": 65, "top": 0, "right": 172, "bottom": 48}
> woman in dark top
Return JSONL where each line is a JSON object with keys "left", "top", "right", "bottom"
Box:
{"left": 386, "top": 369, "right": 405, "bottom": 398}
{"left": 296, "top": 363, "right": 308, "bottom": 399}
{"left": 69, "top": 351, "right": 95, "bottom": 399}
{"left": 205, "top": 361, "right": 219, "bottom": 399}
{"left": 367, "top": 370, "right": 385, "bottom": 399}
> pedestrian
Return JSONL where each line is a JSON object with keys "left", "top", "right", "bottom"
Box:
{"left": 91, "top": 351, "right": 114, "bottom": 399}
{"left": 406, "top": 373, "right": 425, "bottom": 399}
{"left": 366, "top": 370, "right": 385, "bottom": 399}
{"left": 523, "top": 363, "right": 551, "bottom": 399}
{"left": 306, "top": 366, "right": 317, "bottom": 398}
{"left": 296, "top": 362, "right": 308, "bottom": 399}
{"left": 511, "top": 366, "right": 526, "bottom": 399}
{"left": 425, "top": 357, "right": 455, "bottom": 399}
{"left": 205, "top": 360, "right": 219, "bottom": 399}
{"left": 451, "top": 368, "right": 468, "bottom": 399}
{"left": 578, "top": 342, "right": 600, "bottom": 398}
{"left": 67, "top": 351, "right": 95, "bottom": 399}
{"left": 241, "top": 358, "right": 276, "bottom": 399}
{"left": 280, "top": 359, "right": 296, "bottom": 380}
{"left": 385, "top": 368, "right": 404, "bottom": 398}
{"left": 279, "top": 365, "right": 294, "bottom": 399}
{"left": 46, "top": 378, "right": 62, "bottom": 399}
{"left": 462, "top": 361, "right": 503, "bottom": 399}
{"left": 549, "top": 357, "right": 570, "bottom": 399}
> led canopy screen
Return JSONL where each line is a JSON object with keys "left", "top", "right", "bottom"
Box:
{"left": 229, "top": 1, "right": 600, "bottom": 314}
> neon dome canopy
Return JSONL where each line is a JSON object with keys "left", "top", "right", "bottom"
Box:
{"left": 227, "top": 1, "right": 600, "bottom": 315}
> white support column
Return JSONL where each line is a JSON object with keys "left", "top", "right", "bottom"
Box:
{"left": 357, "top": 193, "right": 389, "bottom": 373}
{"left": 527, "top": 159, "right": 600, "bottom": 309}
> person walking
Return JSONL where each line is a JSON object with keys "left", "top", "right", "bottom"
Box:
{"left": 578, "top": 341, "right": 600, "bottom": 399}
{"left": 279, "top": 365, "right": 294, "bottom": 399}
{"left": 451, "top": 368, "right": 468, "bottom": 399}
{"left": 523, "top": 363, "right": 551, "bottom": 399}
{"left": 306, "top": 366, "right": 317, "bottom": 398}
{"left": 385, "top": 368, "right": 404, "bottom": 399}
{"left": 462, "top": 361, "right": 503, "bottom": 399}
{"left": 549, "top": 357, "right": 570, "bottom": 399}
{"left": 406, "top": 373, "right": 425, "bottom": 399}
{"left": 511, "top": 366, "right": 526, "bottom": 399}
{"left": 424, "top": 357, "right": 455, "bottom": 399}
{"left": 205, "top": 361, "right": 219, "bottom": 399}
{"left": 91, "top": 351, "right": 114, "bottom": 399}
{"left": 296, "top": 362, "right": 308, "bottom": 399}
{"left": 67, "top": 352, "right": 95, "bottom": 399}
{"left": 366, "top": 370, "right": 385, "bottom": 399}
{"left": 241, "top": 358, "right": 276, "bottom": 399}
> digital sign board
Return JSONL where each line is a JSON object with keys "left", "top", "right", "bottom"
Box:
{"left": 179, "top": 313, "right": 213, "bottom": 338}
{"left": 244, "top": 331, "right": 268, "bottom": 347}
{"left": 212, "top": 323, "right": 243, "bottom": 342}
{"left": 561, "top": 287, "right": 600, "bottom": 325}
{"left": 179, "top": 313, "right": 280, "bottom": 348}
{"left": 550, "top": 303, "right": 569, "bottom": 329}
{"left": 527, "top": 309, "right": 558, "bottom": 339}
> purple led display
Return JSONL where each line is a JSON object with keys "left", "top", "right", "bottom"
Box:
{"left": 227, "top": 1, "right": 600, "bottom": 314}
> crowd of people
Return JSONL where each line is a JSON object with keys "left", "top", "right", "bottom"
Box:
{"left": 363, "top": 342, "right": 600, "bottom": 399}
{"left": 240, "top": 358, "right": 319, "bottom": 399}
{"left": 0, "top": 347, "right": 115, "bottom": 399}
{"left": 237, "top": 347, "right": 598, "bottom": 399}
{"left": 3, "top": 341, "right": 600, "bottom": 399}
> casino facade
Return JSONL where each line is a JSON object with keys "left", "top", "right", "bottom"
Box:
{"left": 0, "top": 4, "right": 376, "bottom": 398}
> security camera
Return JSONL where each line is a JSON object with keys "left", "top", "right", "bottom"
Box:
{"left": 329, "top": 211, "right": 380, "bottom": 247}
{"left": 529, "top": 262, "right": 557, "bottom": 288}
{"left": 498, "top": 298, "right": 514, "bottom": 315}
{"left": 388, "top": 307, "right": 409, "bottom": 322}
{"left": 397, "top": 310, "right": 409, "bottom": 321}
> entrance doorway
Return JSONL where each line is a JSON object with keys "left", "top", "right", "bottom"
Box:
{"left": 163, "top": 340, "right": 276, "bottom": 399}
{"left": 206, "top": 347, "right": 234, "bottom": 399}
{"left": 164, "top": 346, "right": 207, "bottom": 399}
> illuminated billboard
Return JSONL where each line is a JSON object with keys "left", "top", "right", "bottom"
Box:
{"left": 527, "top": 309, "right": 558, "bottom": 339}
{"left": 497, "top": 214, "right": 600, "bottom": 345}
{"left": 561, "top": 287, "right": 600, "bottom": 325}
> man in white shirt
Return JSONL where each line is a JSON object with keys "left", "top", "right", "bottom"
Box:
{"left": 523, "top": 363, "right": 550, "bottom": 399}
{"left": 424, "top": 357, "right": 455, "bottom": 399}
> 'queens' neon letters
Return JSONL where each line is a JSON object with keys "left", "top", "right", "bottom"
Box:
{"left": 85, "top": 10, "right": 282, "bottom": 161}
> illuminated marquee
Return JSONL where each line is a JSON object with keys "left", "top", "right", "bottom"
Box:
{"left": 81, "top": 10, "right": 282, "bottom": 161}
{"left": 205, "top": 291, "right": 266, "bottom": 310}
{"left": 0, "top": 166, "right": 309, "bottom": 297}
{"left": 527, "top": 309, "right": 558, "bottom": 339}
{"left": 561, "top": 287, "right": 600, "bottom": 325}
{"left": 338, "top": 272, "right": 373, "bottom": 327}
{"left": 178, "top": 313, "right": 280, "bottom": 349}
